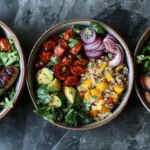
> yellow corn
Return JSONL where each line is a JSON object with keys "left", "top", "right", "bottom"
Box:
{"left": 96, "top": 82, "right": 108, "bottom": 91}
{"left": 115, "top": 65, "right": 122, "bottom": 72}
{"left": 114, "top": 85, "right": 124, "bottom": 94}
{"left": 84, "top": 78, "right": 92, "bottom": 89}
{"left": 99, "top": 100, "right": 105, "bottom": 105}
{"left": 111, "top": 94, "right": 119, "bottom": 100}
{"left": 84, "top": 92, "right": 91, "bottom": 100}
{"left": 84, "top": 71, "right": 89, "bottom": 76}
{"left": 105, "top": 73, "right": 112, "bottom": 82}
{"left": 100, "top": 62, "right": 108, "bottom": 71}
{"left": 91, "top": 88, "right": 100, "bottom": 96}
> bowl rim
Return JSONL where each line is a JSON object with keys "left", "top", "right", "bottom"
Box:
{"left": 134, "top": 26, "right": 150, "bottom": 112}
{"left": 27, "top": 19, "right": 134, "bottom": 130}
{"left": 0, "top": 20, "right": 26, "bottom": 119}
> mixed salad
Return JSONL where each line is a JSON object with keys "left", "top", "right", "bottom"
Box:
{"left": 0, "top": 30, "right": 19, "bottom": 109}
{"left": 35, "top": 22, "right": 128, "bottom": 126}
{"left": 137, "top": 41, "right": 150, "bottom": 104}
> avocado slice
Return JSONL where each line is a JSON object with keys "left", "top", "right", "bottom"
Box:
{"left": 48, "top": 78, "right": 61, "bottom": 92}
{"left": 37, "top": 68, "right": 53, "bottom": 85}
{"left": 64, "top": 86, "right": 76, "bottom": 104}
{"left": 49, "top": 94, "right": 62, "bottom": 108}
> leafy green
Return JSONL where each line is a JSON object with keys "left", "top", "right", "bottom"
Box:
{"left": 137, "top": 41, "right": 150, "bottom": 71}
{"left": 0, "top": 88, "right": 15, "bottom": 108}
{"left": 36, "top": 85, "right": 52, "bottom": 104}
{"left": 90, "top": 22, "right": 105, "bottom": 34}
{"left": 69, "top": 38, "right": 78, "bottom": 48}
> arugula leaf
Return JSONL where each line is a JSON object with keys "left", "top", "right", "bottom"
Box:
{"left": 85, "top": 28, "right": 92, "bottom": 36}
{"left": 90, "top": 22, "right": 105, "bottom": 34}
{"left": 69, "top": 38, "right": 78, "bottom": 48}
{"left": 36, "top": 85, "right": 52, "bottom": 104}
{"left": 62, "top": 66, "right": 66, "bottom": 72}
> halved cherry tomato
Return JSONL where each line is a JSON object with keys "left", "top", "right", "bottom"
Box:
{"left": 73, "top": 59, "right": 89, "bottom": 67}
{"left": 64, "top": 76, "right": 80, "bottom": 86}
{"left": 51, "top": 35, "right": 60, "bottom": 41}
{"left": 70, "top": 65, "right": 85, "bottom": 76}
{"left": 69, "top": 40, "right": 83, "bottom": 55}
{"left": 43, "top": 40, "right": 56, "bottom": 52}
{"left": 0, "top": 38, "right": 10, "bottom": 51}
{"left": 40, "top": 51, "right": 53, "bottom": 63}
{"left": 61, "top": 57, "right": 72, "bottom": 66}
{"left": 52, "top": 64, "right": 70, "bottom": 80}
{"left": 63, "top": 28, "right": 75, "bottom": 41}
{"left": 58, "top": 39, "right": 68, "bottom": 49}
{"left": 108, "top": 98, "right": 114, "bottom": 104}
{"left": 54, "top": 45, "right": 66, "bottom": 58}
{"left": 36, "top": 60, "right": 46, "bottom": 70}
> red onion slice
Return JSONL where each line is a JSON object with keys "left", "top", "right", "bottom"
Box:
{"left": 108, "top": 44, "right": 124, "bottom": 67}
{"left": 81, "top": 27, "right": 96, "bottom": 44}
{"left": 103, "top": 34, "right": 117, "bottom": 44}
{"left": 85, "top": 50, "right": 103, "bottom": 59}
{"left": 84, "top": 37, "right": 103, "bottom": 51}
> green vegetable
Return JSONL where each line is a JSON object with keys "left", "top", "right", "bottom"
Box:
{"left": 85, "top": 28, "right": 92, "bottom": 36}
{"left": 77, "top": 54, "right": 82, "bottom": 60}
{"left": 47, "top": 56, "right": 60, "bottom": 67}
{"left": 90, "top": 22, "right": 105, "bottom": 34}
{"left": 72, "top": 24, "right": 87, "bottom": 34}
{"left": 69, "top": 38, "right": 78, "bottom": 48}
{"left": 62, "top": 66, "right": 67, "bottom": 73}
{"left": 0, "top": 88, "right": 15, "bottom": 108}
{"left": 92, "top": 95, "right": 98, "bottom": 100}
{"left": 137, "top": 41, "right": 150, "bottom": 71}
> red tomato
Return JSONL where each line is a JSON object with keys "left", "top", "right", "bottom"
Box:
{"left": 58, "top": 39, "right": 68, "bottom": 49}
{"left": 36, "top": 60, "right": 46, "bottom": 69}
{"left": 69, "top": 40, "right": 83, "bottom": 55}
{"left": 61, "top": 57, "right": 72, "bottom": 66}
{"left": 54, "top": 45, "right": 66, "bottom": 57}
{"left": 52, "top": 64, "right": 70, "bottom": 80}
{"left": 64, "top": 76, "right": 80, "bottom": 86}
{"left": 73, "top": 59, "right": 89, "bottom": 67}
{"left": 63, "top": 28, "right": 75, "bottom": 41}
{"left": 108, "top": 98, "right": 114, "bottom": 104}
{"left": 51, "top": 35, "right": 60, "bottom": 41}
{"left": 70, "top": 65, "right": 85, "bottom": 76}
{"left": 0, "top": 38, "right": 10, "bottom": 51}
{"left": 43, "top": 40, "right": 56, "bottom": 51}
{"left": 40, "top": 51, "right": 53, "bottom": 63}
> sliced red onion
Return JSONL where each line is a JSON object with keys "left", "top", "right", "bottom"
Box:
{"left": 84, "top": 37, "right": 103, "bottom": 51}
{"left": 81, "top": 27, "right": 96, "bottom": 44}
{"left": 85, "top": 50, "right": 103, "bottom": 59}
{"left": 108, "top": 44, "right": 124, "bottom": 67}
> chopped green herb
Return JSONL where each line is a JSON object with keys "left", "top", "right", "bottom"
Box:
{"left": 69, "top": 38, "right": 78, "bottom": 48}
{"left": 62, "top": 66, "right": 67, "bottom": 72}
{"left": 67, "top": 55, "right": 72, "bottom": 59}
{"left": 77, "top": 54, "right": 82, "bottom": 60}
{"left": 85, "top": 28, "right": 92, "bottom": 36}
{"left": 90, "top": 22, "right": 105, "bottom": 34}
{"left": 92, "top": 95, "right": 98, "bottom": 100}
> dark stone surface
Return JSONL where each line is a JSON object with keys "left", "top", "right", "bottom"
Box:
{"left": 0, "top": 0, "right": 150, "bottom": 150}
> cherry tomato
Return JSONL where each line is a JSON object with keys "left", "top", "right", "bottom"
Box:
{"left": 69, "top": 40, "right": 83, "bottom": 55}
{"left": 108, "top": 98, "right": 114, "bottom": 104}
{"left": 36, "top": 60, "right": 46, "bottom": 69}
{"left": 58, "top": 39, "right": 68, "bottom": 49}
{"left": 63, "top": 28, "right": 75, "bottom": 41}
{"left": 64, "top": 76, "right": 80, "bottom": 86}
{"left": 61, "top": 57, "right": 72, "bottom": 66}
{"left": 0, "top": 38, "right": 10, "bottom": 51}
{"left": 40, "top": 51, "right": 53, "bottom": 63}
{"left": 70, "top": 65, "right": 85, "bottom": 76}
{"left": 43, "top": 40, "right": 56, "bottom": 52}
{"left": 54, "top": 45, "right": 66, "bottom": 57}
{"left": 52, "top": 64, "right": 70, "bottom": 80}
{"left": 73, "top": 59, "right": 89, "bottom": 67}
{"left": 51, "top": 35, "right": 60, "bottom": 41}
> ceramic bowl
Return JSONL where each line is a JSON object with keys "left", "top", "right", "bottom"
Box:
{"left": 0, "top": 20, "right": 26, "bottom": 119}
{"left": 27, "top": 19, "right": 134, "bottom": 130}
{"left": 134, "top": 27, "right": 150, "bottom": 111}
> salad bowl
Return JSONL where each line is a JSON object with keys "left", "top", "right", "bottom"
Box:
{"left": 27, "top": 19, "right": 134, "bottom": 130}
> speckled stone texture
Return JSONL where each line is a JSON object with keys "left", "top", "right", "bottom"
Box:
{"left": 0, "top": 0, "right": 150, "bottom": 150}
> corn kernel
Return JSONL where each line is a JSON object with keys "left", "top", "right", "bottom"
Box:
{"left": 114, "top": 86, "right": 124, "bottom": 94}
{"left": 105, "top": 73, "right": 112, "bottom": 82}
{"left": 84, "top": 78, "right": 92, "bottom": 89}
{"left": 91, "top": 88, "right": 100, "bottom": 96}
{"left": 96, "top": 82, "right": 108, "bottom": 91}
{"left": 115, "top": 65, "right": 122, "bottom": 71}
{"left": 84, "top": 92, "right": 91, "bottom": 100}
{"left": 100, "top": 62, "right": 108, "bottom": 71}
{"left": 111, "top": 94, "right": 118, "bottom": 100}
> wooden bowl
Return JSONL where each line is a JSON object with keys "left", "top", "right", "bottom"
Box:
{"left": 27, "top": 19, "right": 134, "bottom": 130}
{"left": 0, "top": 20, "right": 26, "bottom": 119}
{"left": 134, "top": 27, "right": 150, "bottom": 111}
